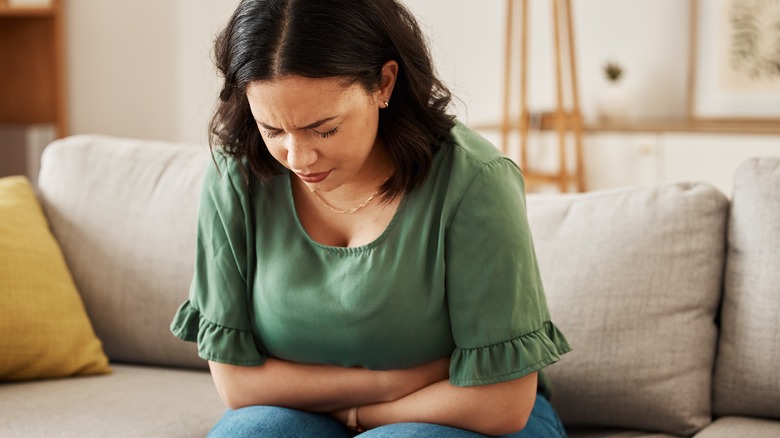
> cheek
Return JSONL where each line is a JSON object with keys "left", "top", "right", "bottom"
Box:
{"left": 263, "top": 139, "right": 287, "bottom": 165}
{"left": 356, "top": 124, "right": 380, "bottom": 157}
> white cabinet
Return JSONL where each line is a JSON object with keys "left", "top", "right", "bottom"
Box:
{"left": 583, "top": 132, "right": 659, "bottom": 191}
{"left": 583, "top": 131, "right": 780, "bottom": 197}
{"left": 659, "top": 134, "right": 780, "bottom": 197}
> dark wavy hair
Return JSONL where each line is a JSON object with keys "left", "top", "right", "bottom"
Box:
{"left": 210, "top": 0, "right": 455, "bottom": 199}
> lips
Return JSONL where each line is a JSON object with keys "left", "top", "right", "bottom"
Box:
{"left": 296, "top": 170, "right": 331, "bottom": 183}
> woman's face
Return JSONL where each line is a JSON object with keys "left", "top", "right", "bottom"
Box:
{"left": 245, "top": 74, "right": 390, "bottom": 193}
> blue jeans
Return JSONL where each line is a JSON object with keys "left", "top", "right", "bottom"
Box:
{"left": 208, "top": 393, "right": 567, "bottom": 437}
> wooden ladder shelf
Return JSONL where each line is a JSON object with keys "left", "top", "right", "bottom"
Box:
{"left": 500, "top": 0, "right": 585, "bottom": 192}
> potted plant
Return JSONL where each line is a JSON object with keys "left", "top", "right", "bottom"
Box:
{"left": 597, "top": 61, "right": 631, "bottom": 122}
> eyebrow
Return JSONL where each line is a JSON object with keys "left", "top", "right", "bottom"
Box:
{"left": 257, "top": 116, "right": 338, "bottom": 131}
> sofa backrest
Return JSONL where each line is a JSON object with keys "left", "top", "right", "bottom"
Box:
{"left": 37, "top": 135, "right": 209, "bottom": 369}
{"left": 526, "top": 182, "right": 729, "bottom": 436}
{"left": 713, "top": 157, "right": 780, "bottom": 420}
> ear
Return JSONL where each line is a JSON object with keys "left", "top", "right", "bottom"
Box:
{"left": 375, "top": 60, "right": 398, "bottom": 108}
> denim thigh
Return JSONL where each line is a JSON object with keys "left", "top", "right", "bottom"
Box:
{"left": 359, "top": 394, "right": 566, "bottom": 438}
{"left": 207, "top": 405, "right": 352, "bottom": 438}
{"left": 207, "top": 394, "right": 566, "bottom": 438}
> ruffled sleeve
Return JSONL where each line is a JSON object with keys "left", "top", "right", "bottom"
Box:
{"left": 171, "top": 300, "right": 265, "bottom": 365}
{"left": 170, "top": 155, "right": 267, "bottom": 366}
{"left": 445, "top": 157, "right": 571, "bottom": 388}
{"left": 450, "top": 321, "right": 569, "bottom": 386}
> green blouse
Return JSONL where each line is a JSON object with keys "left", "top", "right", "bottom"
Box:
{"left": 171, "top": 122, "right": 570, "bottom": 390}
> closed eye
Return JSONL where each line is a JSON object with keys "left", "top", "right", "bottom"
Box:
{"left": 262, "top": 129, "right": 282, "bottom": 139}
{"left": 316, "top": 127, "right": 339, "bottom": 139}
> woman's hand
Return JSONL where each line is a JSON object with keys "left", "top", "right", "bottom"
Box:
{"left": 331, "top": 357, "right": 450, "bottom": 428}
{"left": 331, "top": 407, "right": 350, "bottom": 425}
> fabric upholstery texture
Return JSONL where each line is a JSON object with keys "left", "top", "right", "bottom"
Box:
{"left": 713, "top": 158, "right": 780, "bottom": 419}
{"left": 0, "top": 364, "right": 223, "bottom": 437}
{"left": 693, "top": 416, "right": 780, "bottom": 438}
{"left": 568, "top": 430, "right": 678, "bottom": 438}
{"left": 37, "top": 135, "right": 210, "bottom": 369}
{"left": 0, "top": 176, "right": 110, "bottom": 381}
{"left": 526, "top": 182, "right": 729, "bottom": 436}
{"left": 9, "top": 135, "right": 779, "bottom": 437}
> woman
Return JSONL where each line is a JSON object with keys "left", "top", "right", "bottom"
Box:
{"left": 170, "top": 0, "right": 571, "bottom": 436}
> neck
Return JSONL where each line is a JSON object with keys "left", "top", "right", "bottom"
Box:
{"left": 312, "top": 186, "right": 382, "bottom": 214}
{"left": 312, "top": 169, "right": 392, "bottom": 211}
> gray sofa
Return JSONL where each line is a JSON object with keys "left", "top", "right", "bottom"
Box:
{"left": 1, "top": 135, "right": 778, "bottom": 437}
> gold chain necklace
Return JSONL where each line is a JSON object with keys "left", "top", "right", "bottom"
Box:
{"left": 312, "top": 189, "right": 380, "bottom": 214}
{"left": 311, "top": 175, "right": 391, "bottom": 214}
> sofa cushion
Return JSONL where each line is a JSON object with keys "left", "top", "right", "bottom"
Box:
{"left": 692, "top": 417, "right": 780, "bottom": 438}
{"left": 0, "top": 176, "right": 110, "bottom": 381}
{"left": 713, "top": 157, "right": 780, "bottom": 419}
{"left": 0, "top": 364, "right": 223, "bottom": 437}
{"left": 526, "top": 182, "right": 728, "bottom": 436}
{"left": 37, "top": 135, "right": 210, "bottom": 369}
{"left": 568, "top": 430, "right": 678, "bottom": 438}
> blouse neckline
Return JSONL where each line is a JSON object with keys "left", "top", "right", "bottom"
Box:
{"left": 284, "top": 172, "right": 409, "bottom": 254}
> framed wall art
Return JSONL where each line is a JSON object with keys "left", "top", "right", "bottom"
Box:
{"left": 687, "top": 0, "right": 780, "bottom": 123}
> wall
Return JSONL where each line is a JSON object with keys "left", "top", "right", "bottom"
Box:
{"left": 65, "top": 0, "right": 693, "bottom": 142}
{"left": 405, "top": 0, "right": 778, "bottom": 196}
{"left": 404, "top": 0, "right": 692, "bottom": 125}
{"left": 58, "top": 0, "right": 776, "bottom": 196}
{"left": 65, "top": 0, "right": 239, "bottom": 144}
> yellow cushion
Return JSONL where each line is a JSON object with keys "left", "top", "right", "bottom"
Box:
{"left": 0, "top": 176, "right": 110, "bottom": 380}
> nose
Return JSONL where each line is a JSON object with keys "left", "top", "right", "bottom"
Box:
{"left": 285, "top": 135, "right": 317, "bottom": 170}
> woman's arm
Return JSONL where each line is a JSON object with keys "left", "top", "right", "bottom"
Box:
{"left": 208, "top": 357, "right": 450, "bottom": 412}
{"left": 347, "top": 372, "right": 538, "bottom": 436}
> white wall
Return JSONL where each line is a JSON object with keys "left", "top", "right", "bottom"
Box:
{"left": 58, "top": 0, "right": 780, "bottom": 198}
{"left": 66, "top": 0, "right": 239, "bottom": 144}
{"left": 66, "top": 0, "right": 694, "bottom": 144}
{"left": 405, "top": 0, "right": 692, "bottom": 126}
{"left": 175, "top": 1, "right": 241, "bottom": 145}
